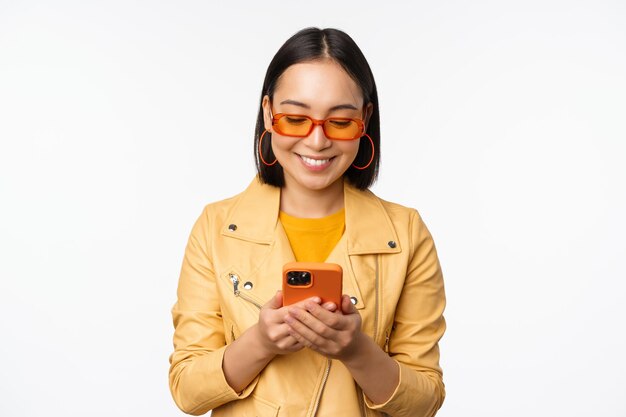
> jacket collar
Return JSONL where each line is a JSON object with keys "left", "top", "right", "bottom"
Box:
{"left": 221, "top": 176, "right": 401, "bottom": 255}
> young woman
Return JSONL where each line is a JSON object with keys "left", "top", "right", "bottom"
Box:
{"left": 168, "top": 27, "right": 447, "bottom": 417}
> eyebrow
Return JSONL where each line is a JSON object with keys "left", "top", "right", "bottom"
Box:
{"left": 279, "top": 99, "right": 358, "bottom": 111}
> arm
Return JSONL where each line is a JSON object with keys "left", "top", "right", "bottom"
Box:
{"left": 283, "top": 294, "right": 400, "bottom": 404}
{"left": 222, "top": 291, "right": 312, "bottom": 392}
{"left": 169, "top": 207, "right": 260, "bottom": 415}
{"left": 363, "top": 209, "right": 447, "bottom": 417}
{"left": 169, "top": 207, "right": 320, "bottom": 414}
{"left": 341, "top": 327, "right": 400, "bottom": 404}
{"left": 284, "top": 209, "right": 447, "bottom": 417}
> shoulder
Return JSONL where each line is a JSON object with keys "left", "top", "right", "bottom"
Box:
{"left": 191, "top": 176, "right": 281, "bottom": 241}
{"left": 197, "top": 190, "right": 244, "bottom": 221}
{"left": 365, "top": 189, "right": 435, "bottom": 252}
{"left": 188, "top": 182, "right": 253, "bottom": 239}
{"left": 196, "top": 177, "right": 267, "bottom": 221}
{"left": 368, "top": 189, "right": 425, "bottom": 226}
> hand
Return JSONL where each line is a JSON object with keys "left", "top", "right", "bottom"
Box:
{"left": 255, "top": 291, "right": 333, "bottom": 357}
{"left": 284, "top": 294, "right": 363, "bottom": 361}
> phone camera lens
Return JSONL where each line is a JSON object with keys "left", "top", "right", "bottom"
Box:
{"left": 287, "top": 271, "right": 311, "bottom": 286}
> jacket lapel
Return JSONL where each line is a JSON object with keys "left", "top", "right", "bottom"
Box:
{"left": 219, "top": 176, "right": 402, "bottom": 310}
{"left": 221, "top": 176, "right": 402, "bottom": 253}
{"left": 220, "top": 177, "right": 282, "bottom": 244}
{"left": 343, "top": 182, "right": 402, "bottom": 255}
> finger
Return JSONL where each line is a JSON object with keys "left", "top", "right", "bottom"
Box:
{"left": 264, "top": 290, "right": 283, "bottom": 310}
{"left": 301, "top": 301, "right": 344, "bottom": 330}
{"left": 322, "top": 302, "right": 337, "bottom": 312}
{"left": 277, "top": 322, "right": 299, "bottom": 340}
{"left": 264, "top": 321, "right": 290, "bottom": 342}
{"left": 279, "top": 333, "right": 305, "bottom": 352}
{"left": 285, "top": 336, "right": 305, "bottom": 351}
{"left": 341, "top": 294, "right": 357, "bottom": 315}
{"left": 275, "top": 295, "right": 320, "bottom": 319}
{"left": 273, "top": 320, "right": 307, "bottom": 351}
{"left": 287, "top": 305, "right": 337, "bottom": 337}
{"left": 278, "top": 296, "right": 321, "bottom": 316}
{"left": 285, "top": 319, "right": 322, "bottom": 351}
{"left": 291, "top": 296, "right": 322, "bottom": 308}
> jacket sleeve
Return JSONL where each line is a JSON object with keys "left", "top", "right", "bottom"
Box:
{"left": 364, "top": 209, "right": 447, "bottom": 417}
{"left": 168, "top": 206, "right": 259, "bottom": 415}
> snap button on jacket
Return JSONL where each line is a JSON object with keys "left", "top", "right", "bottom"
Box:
{"left": 169, "top": 176, "right": 447, "bottom": 417}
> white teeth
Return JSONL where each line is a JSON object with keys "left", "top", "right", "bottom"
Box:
{"left": 300, "top": 155, "right": 330, "bottom": 166}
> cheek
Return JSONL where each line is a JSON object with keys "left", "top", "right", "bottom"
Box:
{"left": 339, "top": 141, "right": 360, "bottom": 158}
{"left": 271, "top": 135, "right": 300, "bottom": 154}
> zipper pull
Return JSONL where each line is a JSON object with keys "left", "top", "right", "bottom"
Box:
{"left": 229, "top": 273, "right": 240, "bottom": 296}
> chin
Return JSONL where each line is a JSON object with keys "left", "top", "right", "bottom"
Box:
{"left": 293, "top": 173, "right": 343, "bottom": 192}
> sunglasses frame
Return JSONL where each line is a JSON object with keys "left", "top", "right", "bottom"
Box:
{"left": 270, "top": 108, "right": 365, "bottom": 141}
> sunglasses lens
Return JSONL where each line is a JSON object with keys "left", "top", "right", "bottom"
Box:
{"left": 324, "top": 119, "right": 362, "bottom": 140}
{"left": 275, "top": 115, "right": 313, "bottom": 136}
{"left": 274, "top": 114, "right": 363, "bottom": 140}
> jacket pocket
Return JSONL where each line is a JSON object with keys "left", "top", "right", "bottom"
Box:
{"left": 212, "top": 394, "right": 280, "bottom": 417}
{"left": 383, "top": 325, "right": 392, "bottom": 353}
{"left": 223, "top": 317, "right": 240, "bottom": 344}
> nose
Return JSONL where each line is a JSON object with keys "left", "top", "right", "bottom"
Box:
{"left": 303, "top": 123, "right": 332, "bottom": 151}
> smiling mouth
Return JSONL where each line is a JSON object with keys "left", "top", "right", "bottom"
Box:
{"left": 298, "top": 154, "right": 335, "bottom": 167}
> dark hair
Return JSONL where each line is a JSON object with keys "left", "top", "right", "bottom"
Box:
{"left": 254, "top": 27, "right": 380, "bottom": 190}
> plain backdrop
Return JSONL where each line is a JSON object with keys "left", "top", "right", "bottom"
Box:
{"left": 1, "top": 1, "right": 625, "bottom": 416}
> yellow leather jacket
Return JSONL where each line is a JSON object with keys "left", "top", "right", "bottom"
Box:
{"left": 169, "top": 176, "right": 447, "bottom": 417}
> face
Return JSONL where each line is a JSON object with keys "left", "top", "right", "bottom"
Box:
{"left": 262, "top": 60, "right": 373, "bottom": 193}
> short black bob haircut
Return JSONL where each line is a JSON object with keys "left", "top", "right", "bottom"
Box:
{"left": 254, "top": 27, "right": 380, "bottom": 190}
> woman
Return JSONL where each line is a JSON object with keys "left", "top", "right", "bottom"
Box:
{"left": 168, "top": 27, "right": 447, "bottom": 417}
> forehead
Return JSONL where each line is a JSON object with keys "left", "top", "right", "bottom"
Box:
{"left": 273, "top": 60, "right": 363, "bottom": 110}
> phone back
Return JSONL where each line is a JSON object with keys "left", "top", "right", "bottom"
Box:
{"left": 282, "top": 262, "right": 343, "bottom": 307}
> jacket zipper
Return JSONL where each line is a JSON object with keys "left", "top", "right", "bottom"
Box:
{"left": 355, "top": 257, "right": 382, "bottom": 417}
{"left": 229, "top": 273, "right": 262, "bottom": 309}
{"left": 373, "top": 256, "right": 381, "bottom": 344}
{"left": 364, "top": 256, "right": 382, "bottom": 417}
{"left": 311, "top": 359, "right": 332, "bottom": 417}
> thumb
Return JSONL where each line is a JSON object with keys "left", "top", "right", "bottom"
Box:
{"left": 341, "top": 294, "right": 357, "bottom": 315}
{"left": 265, "top": 290, "right": 283, "bottom": 310}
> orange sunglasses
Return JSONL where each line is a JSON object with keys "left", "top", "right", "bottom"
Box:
{"left": 270, "top": 107, "right": 365, "bottom": 140}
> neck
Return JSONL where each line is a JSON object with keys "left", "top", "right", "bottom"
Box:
{"left": 280, "top": 178, "right": 345, "bottom": 218}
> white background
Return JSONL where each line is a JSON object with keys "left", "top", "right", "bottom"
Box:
{"left": 1, "top": 1, "right": 625, "bottom": 416}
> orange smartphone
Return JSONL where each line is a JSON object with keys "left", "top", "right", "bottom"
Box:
{"left": 282, "top": 262, "right": 343, "bottom": 308}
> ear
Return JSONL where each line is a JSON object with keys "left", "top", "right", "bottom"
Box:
{"left": 363, "top": 102, "right": 374, "bottom": 132}
{"left": 261, "top": 95, "right": 273, "bottom": 132}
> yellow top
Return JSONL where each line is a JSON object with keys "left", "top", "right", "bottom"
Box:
{"left": 279, "top": 207, "right": 345, "bottom": 262}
